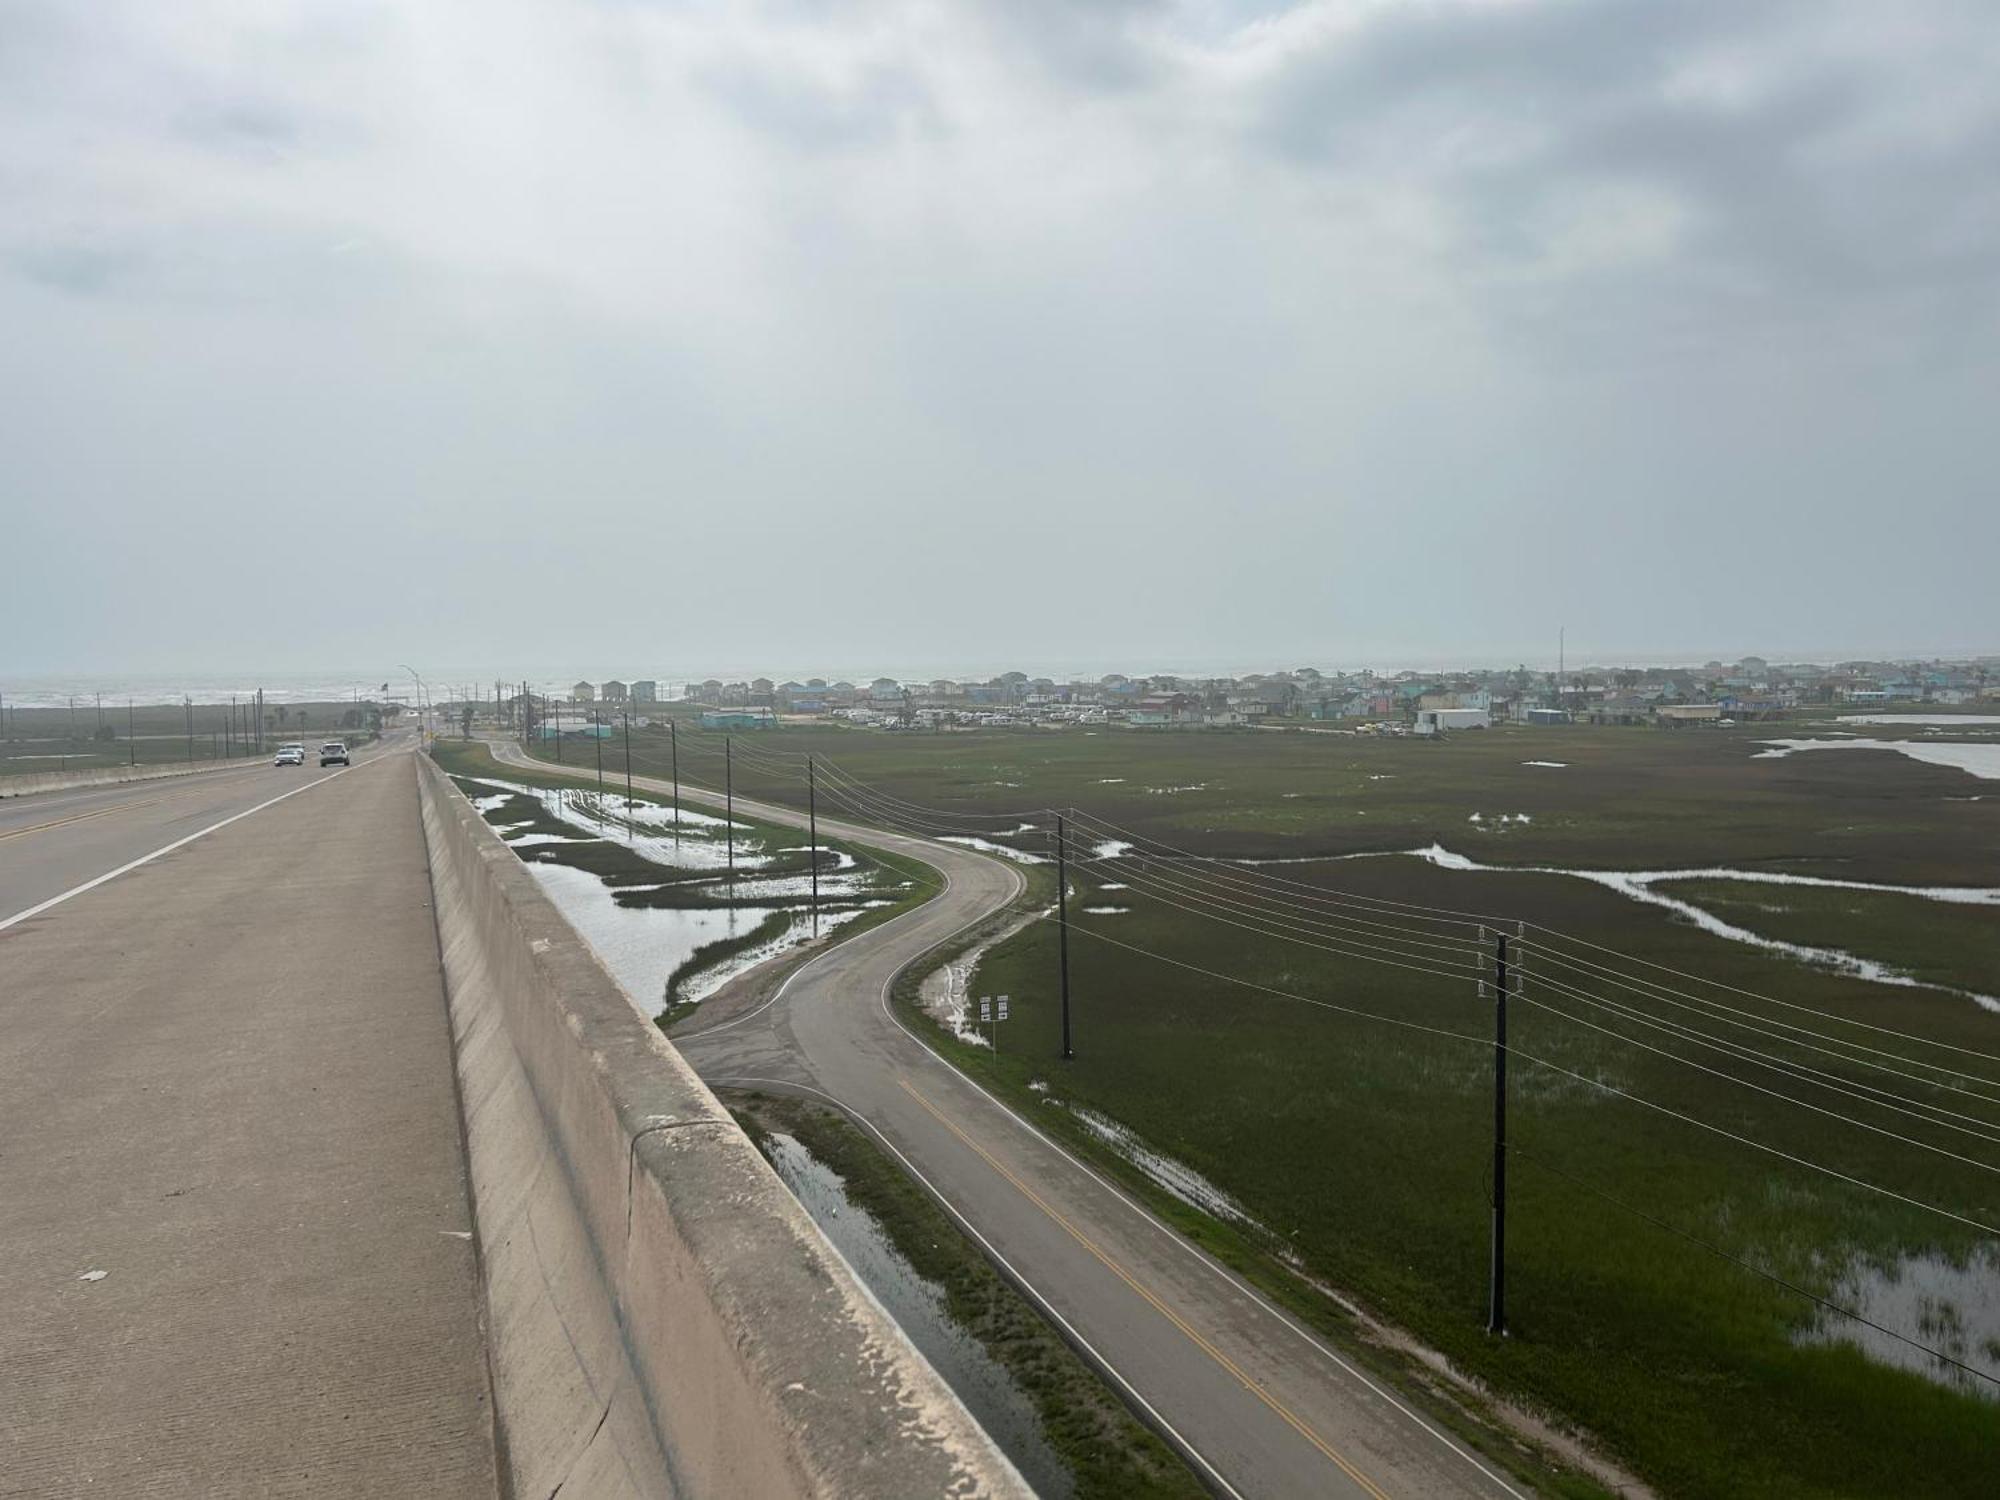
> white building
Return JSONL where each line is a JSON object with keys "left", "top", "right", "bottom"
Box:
{"left": 1415, "top": 707, "right": 1491, "bottom": 736}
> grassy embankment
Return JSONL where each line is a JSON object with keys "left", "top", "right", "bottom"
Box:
{"left": 520, "top": 718, "right": 2000, "bottom": 1498}
{"left": 726, "top": 1091, "right": 1208, "bottom": 1500}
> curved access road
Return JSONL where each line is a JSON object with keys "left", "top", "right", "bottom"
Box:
{"left": 483, "top": 737, "right": 1523, "bottom": 1500}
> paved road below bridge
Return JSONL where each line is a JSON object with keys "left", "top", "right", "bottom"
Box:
{"left": 484, "top": 736, "right": 1523, "bottom": 1500}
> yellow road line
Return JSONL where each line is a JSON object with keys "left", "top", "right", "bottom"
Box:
{"left": 0, "top": 798, "right": 163, "bottom": 842}
{"left": 898, "top": 1076, "right": 1391, "bottom": 1500}
{"left": 0, "top": 771, "right": 278, "bottom": 843}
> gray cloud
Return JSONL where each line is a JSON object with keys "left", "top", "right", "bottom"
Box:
{"left": 2, "top": 0, "right": 1997, "bottom": 679}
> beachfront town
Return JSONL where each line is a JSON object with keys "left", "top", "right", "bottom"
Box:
{"left": 490, "top": 657, "right": 2000, "bottom": 734}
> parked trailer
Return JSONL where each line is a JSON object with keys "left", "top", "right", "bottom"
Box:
{"left": 1415, "top": 707, "right": 1492, "bottom": 736}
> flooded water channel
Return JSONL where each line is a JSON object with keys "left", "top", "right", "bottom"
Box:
{"left": 760, "top": 1133, "right": 1071, "bottom": 1496}
{"left": 460, "top": 774, "right": 895, "bottom": 1016}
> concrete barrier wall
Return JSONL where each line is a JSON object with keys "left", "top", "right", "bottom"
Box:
{"left": 415, "top": 753, "right": 1028, "bottom": 1500}
{"left": 0, "top": 755, "right": 249, "bottom": 799}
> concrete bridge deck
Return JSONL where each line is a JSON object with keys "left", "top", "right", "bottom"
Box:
{"left": 0, "top": 740, "right": 497, "bottom": 1497}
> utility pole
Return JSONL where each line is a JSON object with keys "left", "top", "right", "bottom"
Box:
{"left": 670, "top": 720, "right": 680, "bottom": 843}
{"left": 1488, "top": 928, "right": 1510, "bottom": 1338}
{"left": 725, "top": 736, "right": 734, "bottom": 882}
{"left": 555, "top": 700, "right": 565, "bottom": 762}
{"left": 623, "top": 710, "right": 634, "bottom": 827}
{"left": 808, "top": 755, "right": 819, "bottom": 938}
{"left": 1057, "top": 813, "right": 1073, "bottom": 1060}
{"left": 128, "top": 700, "right": 135, "bottom": 766}
{"left": 594, "top": 709, "right": 604, "bottom": 796}
{"left": 185, "top": 698, "right": 193, "bottom": 763}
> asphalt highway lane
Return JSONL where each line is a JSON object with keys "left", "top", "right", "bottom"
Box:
{"left": 0, "top": 732, "right": 410, "bottom": 928}
{"left": 485, "top": 737, "right": 1522, "bottom": 1500}
{"left": 0, "top": 736, "right": 495, "bottom": 1497}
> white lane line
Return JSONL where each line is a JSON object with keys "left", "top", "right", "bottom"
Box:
{"left": 499, "top": 740, "right": 1520, "bottom": 1496}
{"left": 873, "top": 944, "right": 1528, "bottom": 1499}
{"left": 703, "top": 1072, "right": 1250, "bottom": 1500}
{"left": 0, "top": 766, "right": 355, "bottom": 933}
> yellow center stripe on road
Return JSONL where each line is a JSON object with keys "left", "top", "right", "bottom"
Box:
{"left": 897, "top": 1077, "right": 1392, "bottom": 1500}
{"left": 0, "top": 771, "right": 287, "bottom": 843}
{"left": 0, "top": 798, "right": 166, "bottom": 842}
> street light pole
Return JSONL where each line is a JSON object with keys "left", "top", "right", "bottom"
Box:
{"left": 808, "top": 755, "right": 819, "bottom": 938}
{"left": 398, "top": 664, "right": 430, "bottom": 747}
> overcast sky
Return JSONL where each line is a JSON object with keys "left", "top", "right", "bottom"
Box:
{"left": 4, "top": 0, "right": 1997, "bottom": 682}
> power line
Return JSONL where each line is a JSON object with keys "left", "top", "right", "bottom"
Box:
{"left": 1510, "top": 1147, "right": 2000, "bottom": 1395}
{"left": 1059, "top": 806, "right": 1501, "bottom": 933}
{"left": 1070, "top": 833, "right": 1493, "bottom": 958}
{"left": 1522, "top": 967, "right": 2000, "bottom": 1144}
{"left": 1074, "top": 855, "right": 1485, "bottom": 976}
{"left": 1518, "top": 928, "right": 2000, "bottom": 1074}
{"left": 1518, "top": 941, "right": 2000, "bottom": 1106}
{"left": 1510, "top": 983, "right": 2000, "bottom": 1176}
{"left": 1037, "top": 911, "right": 2000, "bottom": 1240}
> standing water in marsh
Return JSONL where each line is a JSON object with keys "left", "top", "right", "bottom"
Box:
{"left": 760, "top": 1133, "right": 1071, "bottom": 1497}
{"left": 452, "top": 774, "right": 913, "bottom": 1016}
{"left": 1798, "top": 1246, "right": 2000, "bottom": 1401}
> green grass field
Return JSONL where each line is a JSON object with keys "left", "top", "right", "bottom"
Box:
{"left": 1, "top": 700, "right": 389, "bottom": 775}
{"left": 512, "top": 717, "right": 2000, "bottom": 1495}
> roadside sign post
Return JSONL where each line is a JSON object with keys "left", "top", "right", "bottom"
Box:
{"left": 979, "top": 994, "right": 1009, "bottom": 1053}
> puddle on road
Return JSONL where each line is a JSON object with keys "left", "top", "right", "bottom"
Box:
{"left": 1799, "top": 1245, "right": 2000, "bottom": 1401}
{"left": 760, "top": 1133, "right": 1072, "bottom": 1497}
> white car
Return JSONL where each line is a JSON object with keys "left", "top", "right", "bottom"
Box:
{"left": 319, "top": 741, "right": 350, "bottom": 767}
{"left": 274, "top": 744, "right": 305, "bottom": 767}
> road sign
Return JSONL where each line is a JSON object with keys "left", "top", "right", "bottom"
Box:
{"left": 997, "top": 994, "right": 1009, "bottom": 1021}
{"left": 978, "top": 995, "right": 991, "bottom": 1023}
